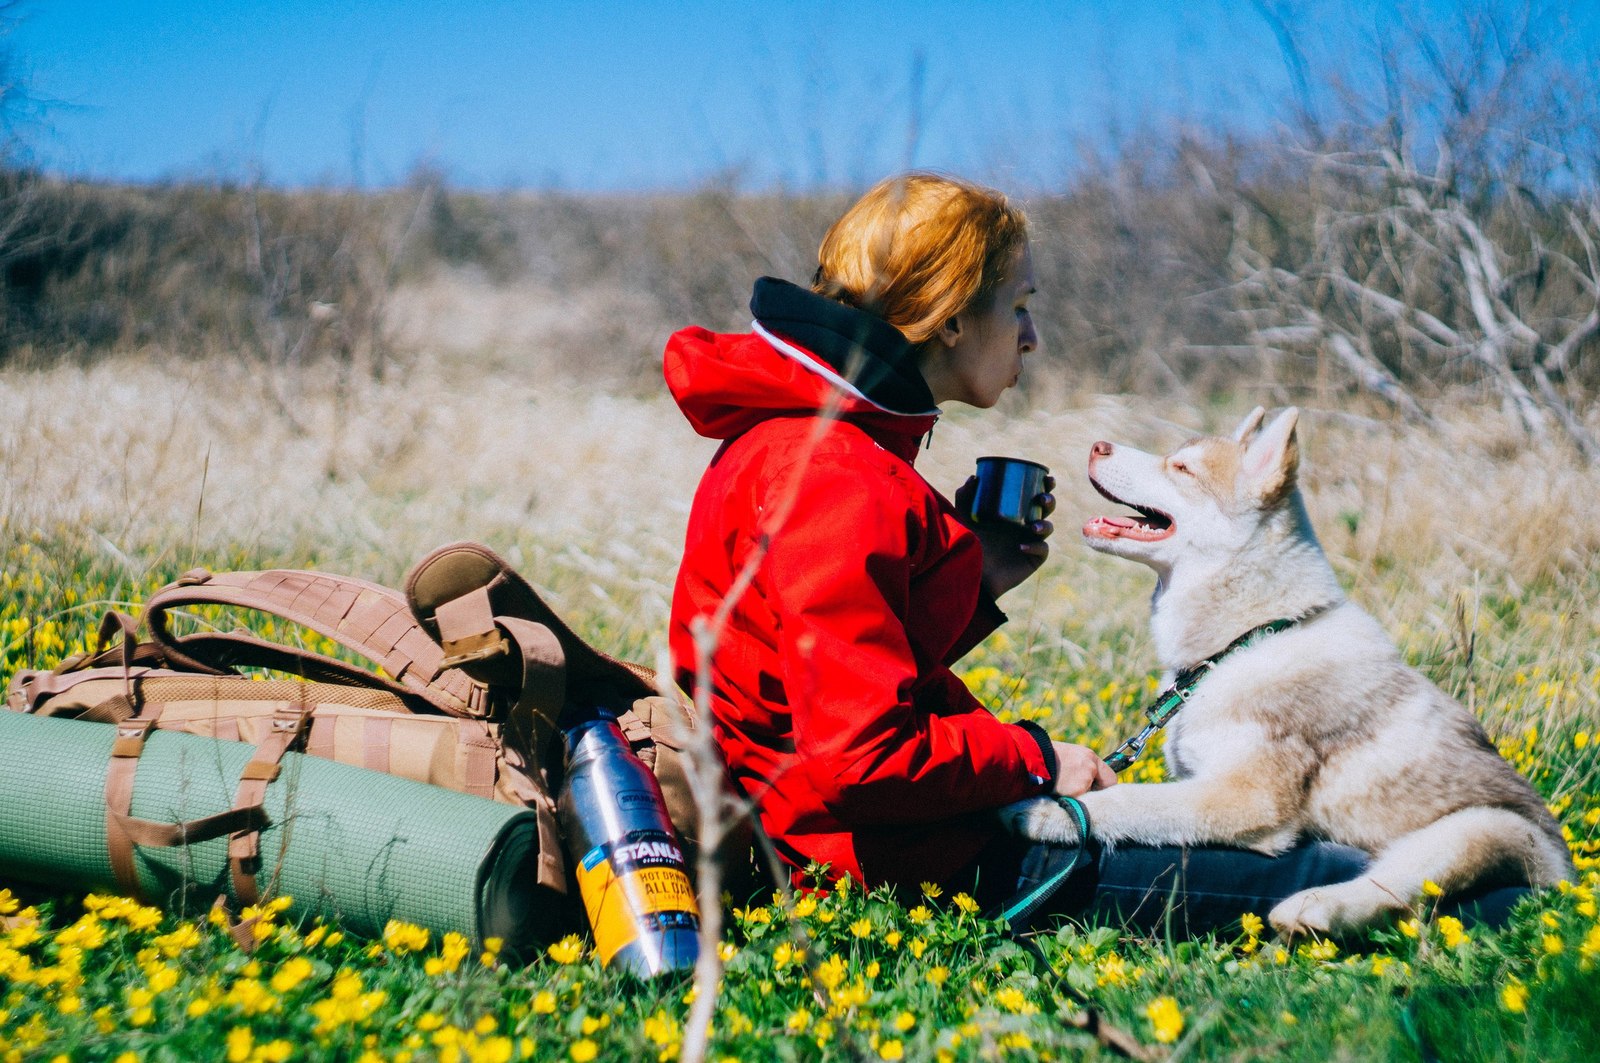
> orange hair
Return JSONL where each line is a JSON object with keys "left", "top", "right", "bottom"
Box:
{"left": 813, "top": 172, "right": 1029, "bottom": 345}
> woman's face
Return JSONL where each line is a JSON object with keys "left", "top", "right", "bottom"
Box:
{"left": 920, "top": 243, "right": 1038, "bottom": 408}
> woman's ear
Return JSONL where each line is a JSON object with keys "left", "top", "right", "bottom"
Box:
{"left": 936, "top": 315, "right": 963, "bottom": 349}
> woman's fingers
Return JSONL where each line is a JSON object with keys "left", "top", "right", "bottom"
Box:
{"left": 954, "top": 475, "right": 979, "bottom": 512}
{"left": 1051, "top": 742, "right": 1113, "bottom": 796}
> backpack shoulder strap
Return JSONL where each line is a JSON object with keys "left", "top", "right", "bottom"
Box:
{"left": 143, "top": 569, "right": 484, "bottom": 717}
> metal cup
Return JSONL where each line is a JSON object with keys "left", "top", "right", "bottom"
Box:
{"left": 970, "top": 456, "right": 1049, "bottom": 527}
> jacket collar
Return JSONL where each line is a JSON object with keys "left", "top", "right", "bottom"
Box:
{"left": 750, "top": 277, "right": 938, "bottom": 417}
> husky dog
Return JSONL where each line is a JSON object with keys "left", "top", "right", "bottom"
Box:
{"left": 1001, "top": 407, "right": 1572, "bottom": 934}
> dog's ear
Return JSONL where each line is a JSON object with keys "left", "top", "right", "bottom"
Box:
{"left": 1241, "top": 407, "right": 1300, "bottom": 503}
{"left": 1231, "top": 406, "right": 1267, "bottom": 444}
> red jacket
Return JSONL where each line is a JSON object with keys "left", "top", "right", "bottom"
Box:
{"left": 665, "top": 280, "right": 1054, "bottom": 890}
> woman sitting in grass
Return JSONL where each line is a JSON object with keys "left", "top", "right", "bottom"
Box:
{"left": 662, "top": 172, "right": 1516, "bottom": 932}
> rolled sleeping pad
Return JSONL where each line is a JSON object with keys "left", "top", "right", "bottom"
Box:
{"left": 0, "top": 712, "right": 569, "bottom": 955}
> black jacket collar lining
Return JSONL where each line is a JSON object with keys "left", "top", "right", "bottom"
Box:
{"left": 750, "top": 277, "right": 937, "bottom": 415}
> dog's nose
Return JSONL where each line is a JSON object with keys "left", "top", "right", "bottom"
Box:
{"left": 1091, "top": 441, "right": 1113, "bottom": 458}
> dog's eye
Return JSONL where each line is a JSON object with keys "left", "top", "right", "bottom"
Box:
{"left": 1169, "top": 459, "right": 1192, "bottom": 475}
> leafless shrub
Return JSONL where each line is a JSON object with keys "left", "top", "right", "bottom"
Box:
{"left": 1225, "top": 1, "right": 1600, "bottom": 459}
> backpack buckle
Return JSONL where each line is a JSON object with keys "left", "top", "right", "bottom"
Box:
{"left": 440, "top": 630, "right": 510, "bottom": 670}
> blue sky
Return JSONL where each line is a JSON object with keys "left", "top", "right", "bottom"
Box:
{"left": 9, "top": 1, "right": 1599, "bottom": 192}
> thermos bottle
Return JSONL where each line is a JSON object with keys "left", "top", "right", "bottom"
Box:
{"left": 557, "top": 711, "right": 700, "bottom": 976}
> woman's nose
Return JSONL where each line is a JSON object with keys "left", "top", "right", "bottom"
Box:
{"left": 1019, "top": 314, "right": 1038, "bottom": 354}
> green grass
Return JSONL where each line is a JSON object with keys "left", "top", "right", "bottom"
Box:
{"left": 2, "top": 532, "right": 1598, "bottom": 1062}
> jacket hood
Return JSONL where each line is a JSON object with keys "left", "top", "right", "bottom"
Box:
{"left": 664, "top": 278, "right": 939, "bottom": 449}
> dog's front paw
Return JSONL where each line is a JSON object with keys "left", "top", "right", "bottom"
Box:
{"left": 998, "top": 797, "right": 1084, "bottom": 845}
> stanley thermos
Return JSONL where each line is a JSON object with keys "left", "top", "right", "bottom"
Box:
{"left": 557, "top": 712, "right": 700, "bottom": 976}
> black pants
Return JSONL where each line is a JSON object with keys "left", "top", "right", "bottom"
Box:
{"left": 979, "top": 839, "right": 1529, "bottom": 937}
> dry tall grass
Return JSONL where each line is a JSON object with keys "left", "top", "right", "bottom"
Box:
{"left": 2, "top": 328, "right": 1595, "bottom": 740}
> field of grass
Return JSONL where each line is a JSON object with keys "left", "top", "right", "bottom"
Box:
{"left": 2, "top": 349, "right": 1598, "bottom": 1061}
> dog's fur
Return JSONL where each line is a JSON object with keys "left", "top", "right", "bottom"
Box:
{"left": 1000, "top": 407, "right": 1572, "bottom": 934}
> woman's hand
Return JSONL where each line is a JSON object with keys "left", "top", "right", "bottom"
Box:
{"left": 1050, "top": 741, "right": 1118, "bottom": 796}
{"left": 953, "top": 474, "right": 1056, "bottom": 599}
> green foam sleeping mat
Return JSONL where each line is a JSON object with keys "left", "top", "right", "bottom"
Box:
{"left": 0, "top": 712, "right": 566, "bottom": 954}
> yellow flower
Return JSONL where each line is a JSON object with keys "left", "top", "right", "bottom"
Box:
{"left": 547, "top": 935, "right": 584, "bottom": 965}
{"left": 227, "top": 1026, "right": 254, "bottom": 1063}
{"left": 383, "top": 920, "right": 431, "bottom": 954}
{"left": 952, "top": 893, "right": 979, "bottom": 915}
{"left": 1144, "top": 995, "right": 1184, "bottom": 1044}
{"left": 816, "top": 954, "right": 847, "bottom": 990}
{"left": 270, "top": 956, "right": 315, "bottom": 994}
{"left": 1501, "top": 982, "right": 1529, "bottom": 1013}
{"left": 1239, "top": 912, "right": 1264, "bottom": 938}
{"left": 793, "top": 895, "right": 818, "bottom": 919}
{"left": 1422, "top": 880, "right": 1443, "bottom": 897}
{"left": 718, "top": 941, "right": 739, "bottom": 962}
{"left": 786, "top": 1008, "right": 811, "bottom": 1033}
{"left": 850, "top": 918, "right": 873, "bottom": 939}
{"left": 907, "top": 905, "right": 932, "bottom": 925}
{"left": 1581, "top": 924, "right": 1600, "bottom": 965}
{"left": 920, "top": 882, "right": 943, "bottom": 900}
{"left": 993, "top": 986, "right": 1036, "bottom": 1014}
{"left": 643, "top": 1010, "right": 680, "bottom": 1047}
{"left": 909, "top": 938, "right": 929, "bottom": 959}
{"left": 1437, "top": 916, "right": 1468, "bottom": 949}
{"left": 1575, "top": 732, "right": 1590, "bottom": 750}
{"left": 532, "top": 990, "right": 557, "bottom": 1015}
{"left": 878, "top": 1040, "right": 904, "bottom": 1060}
{"left": 570, "top": 1039, "right": 599, "bottom": 1062}
{"left": 255, "top": 1041, "right": 293, "bottom": 1063}
{"left": 424, "top": 931, "right": 472, "bottom": 977}
{"left": 1398, "top": 918, "right": 1420, "bottom": 938}
{"left": 1280, "top": 1011, "right": 1298, "bottom": 1026}
{"left": 925, "top": 966, "right": 950, "bottom": 987}
{"left": 152, "top": 924, "right": 203, "bottom": 958}
{"left": 146, "top": 961, "right": 180, "bottom": 993}
{"left": 1543, "top": 934, "right": 1564, "bottom": 955}
{"left": 893, "top": 1011, "right": 916, "bottom": 1032}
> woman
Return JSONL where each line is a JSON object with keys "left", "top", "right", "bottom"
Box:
{"left": 662, "top": 173, "right": 1384, "bottom": 933}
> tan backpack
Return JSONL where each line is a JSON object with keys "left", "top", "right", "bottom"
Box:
{"left": 5, "top": 541, "right": 735, "bottom": 913}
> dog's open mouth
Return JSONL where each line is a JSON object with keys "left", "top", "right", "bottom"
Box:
{"left": 1084, "top": 477, "right": 1175, "bottom": 542}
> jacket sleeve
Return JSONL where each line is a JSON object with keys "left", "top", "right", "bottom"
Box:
{"left": 764, "top": 455, "right": 1052, "bottom": 828}
{"left": 943, "top": 588, "right": 1007, "bottom": 664}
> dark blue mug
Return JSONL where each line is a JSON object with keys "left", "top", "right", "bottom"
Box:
{"left": 970, "top": 456, "right": 1049, "bottom": 526}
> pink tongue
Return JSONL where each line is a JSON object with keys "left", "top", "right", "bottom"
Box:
{"left": 1101, "top": 516, "right": 1138, "bottom": 528}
